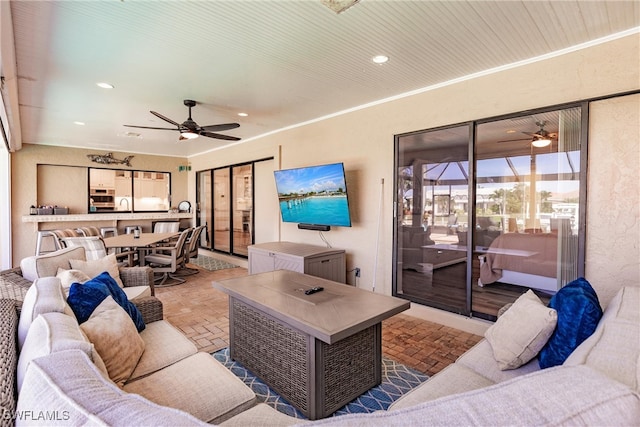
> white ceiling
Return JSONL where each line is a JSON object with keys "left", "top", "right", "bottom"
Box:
{"left": 5, "top": 0, "right": 640, "bottom": 157}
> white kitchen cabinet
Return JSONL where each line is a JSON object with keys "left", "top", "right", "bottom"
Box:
{"left": 248, "top": 241, "right": 346, "bottom": 283}
{"left": 90, "top": 169, "right": 115, "bottom": 188}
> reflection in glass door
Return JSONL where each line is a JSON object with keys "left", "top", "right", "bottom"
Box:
{"left": 213, "top": 167, "right": 231, "bottom": 253}
{"left": 394, "top": 125, "right": 471, "bottom": 316}
{"left": 232, "top": 164, "right": 252, "bottom": 256}
{"left": 394, "top": 106, "right": 586, "bottom": 321}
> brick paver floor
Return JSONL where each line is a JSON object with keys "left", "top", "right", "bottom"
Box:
{"left": 155, "top": 261, "right": 482, "bottom": 376}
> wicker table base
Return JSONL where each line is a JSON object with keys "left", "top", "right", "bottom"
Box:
{"left": 230, "top": 298, "right": 381, "bottom": 420}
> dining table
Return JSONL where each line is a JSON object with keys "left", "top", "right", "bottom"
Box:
{"left": 103, "top": 232, "right": 179, "bottom": 266}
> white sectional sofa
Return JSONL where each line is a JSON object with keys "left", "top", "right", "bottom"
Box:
{"left": 1, "top": 245, "right": 638, "bottom": 426}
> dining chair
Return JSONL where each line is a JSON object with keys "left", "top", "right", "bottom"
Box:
{"left": 62, "top": 236, "right": 132, "bottom": 266}
{"left": 174, "top": 225, "right": 206, "bottom": 276}
{"left": 153, "top": 222, "right": 180, "bottom": 233}
{"left": 51, "top": 229, "right": 82, "bottom": 249}
{"left": 143, "top": 229, "right": 190, "bottom": 286}
{"left": 76, "top": 226, "right": 101, "bottom": 237}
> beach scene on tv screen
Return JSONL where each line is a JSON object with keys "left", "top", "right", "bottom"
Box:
{"left": 275, "top": 163, "right": 352, "bottom": 227}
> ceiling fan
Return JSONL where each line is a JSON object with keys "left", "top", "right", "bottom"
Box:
{"left": 497, "top": 120, "right": 557, "bottom": 146}
{"left": 124, "top": 100, "right": 241, "bottom": 141}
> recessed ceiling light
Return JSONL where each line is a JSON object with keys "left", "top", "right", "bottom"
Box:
{"left": 506, "top": 130, "right": 517, "bottom": 134}
{"left": 74, "top": 121, "right": 85, "bottom": 126}
{"left": 96, "top": 82, "right": 114, "bottom": 89}
{"left": 372, "top": 55, "right": 389, "bottom": 64}
{"left": 238, "top": 112, "right": 248, "bottom": 117}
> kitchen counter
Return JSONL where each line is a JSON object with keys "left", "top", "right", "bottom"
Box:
{"left": 22, "top": 212, "right": 193, "bottom": 223}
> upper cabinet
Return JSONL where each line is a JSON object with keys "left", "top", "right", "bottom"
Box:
{"left": 133, "top": 171, "right": 171, "bottom": 211}
{"left": 89, "top": 169, "right": 115, "bottom": 188}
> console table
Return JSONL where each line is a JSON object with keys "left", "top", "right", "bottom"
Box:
{"left": 213, "top": 270, "right": 410, "bottom": 419}
{"left": 248, "top": 241, "right": 346, "bottom": 283}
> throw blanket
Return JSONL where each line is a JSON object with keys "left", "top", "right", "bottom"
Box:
{"left": 480, "top": 233, "right": 558, "bottom": 284}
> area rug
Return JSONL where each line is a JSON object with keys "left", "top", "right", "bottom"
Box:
{"left": 212, "top": 348, "right": 428, "bottom": 419}
{"left": 190, "top": 255, "right": 239, "bottom": 271}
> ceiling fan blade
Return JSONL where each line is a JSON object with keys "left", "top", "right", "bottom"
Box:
{"left": 123, "top": 125, "right": 179, "bottom": 131}
{"left": 201, "top": 123, "right": 240, "bottom": 132}
{"left": 497, "top": 138, "right": 531, "bottom": 143}
{"left": 150, "top": 111, "right": 181, "bottom": 127}
{"left": 200, "top": 131, "right": 241, "bottom": 141}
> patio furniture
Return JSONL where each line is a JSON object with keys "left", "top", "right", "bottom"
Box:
{"left": 153, "top": 221, "right": 180, "bottom": 233}
{"left": 174, "top": 225, "right": 206, "bottom": 276}
{"left": 61, "top": 236, "right": 134, "bottom": 266}
{"left": 213, "top": 270, "right": 410, "bottom": 420}
{"left": 143, "top": 229, "right": 190, "bottom": 286}
{"left": 34, "top": 230, "right": 61, "bottom": 256}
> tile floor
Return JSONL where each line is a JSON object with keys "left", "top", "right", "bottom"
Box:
{"left": 155, "top": 259, "right": 482, "bottom": 377}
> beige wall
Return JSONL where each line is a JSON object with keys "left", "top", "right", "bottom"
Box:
{"left": 189, "top": 33, "right": 639, "bottom": 333}
{"left": 586, "top": 94, "right": 640, "bottom": 307}
{"left": 11, "top": 144, "right": 188, "bottom": 262}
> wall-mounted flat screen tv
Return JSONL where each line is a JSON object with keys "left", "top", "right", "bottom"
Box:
{"left": 274, "top": 162, "right": 352, "bottom": 228}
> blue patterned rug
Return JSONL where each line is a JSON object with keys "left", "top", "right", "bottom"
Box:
{"left": 212, "top": 348, "right": 428, "bottom": 419}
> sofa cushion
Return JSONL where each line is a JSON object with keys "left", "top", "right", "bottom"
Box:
{"left": 539, "top": 277, "right": 603, "bottom": 368}
{"left": 221, "top": 403, "right": 299, "bottom": 426}
{"left": 91, "top": 272, "right": 145, "bottom": 332}
{"left": 67, "top": 278, "right": 111, "bottom": 324}
{"left": 128, "top": 320, "right": 197, "bottom": 381}
{"left": 389, "top": 363, "right": 494, "bottom": 411}
{"left": 69, "top": 253, "right": 124, "bottom": 288}
{"left": 484, "top": 290, "right": 557, "bottom": 370}
{"left": 17, "top": 277, "right": 71, "bottom": 350}
{"left": 80, "top": 296, "right": 145, "bottom": 387}
{"left": 17, "top": 350, "right": 208, "bottom": 426}
{"left": 455, "top": 340, "right": 541, "bottom": 384}
{"left": 55, "top": 268, "right": 91, "bottom": 294}
{"left": 123, "top": 352, "right": 256, "bottom": 424}
{"left": 564, "top": 286, "right": 640, "bottom": 392}
{"left": 20, "top": 246, "right": 86, "bottom": 283}
{"left": 307, "top": 365, "right": 640, "bottom": 426}
{"left": 17, "top": 312, "right": 94, "bottom": 392}
{"left": 123, "top": 285, "right": 153, "bottom": 301}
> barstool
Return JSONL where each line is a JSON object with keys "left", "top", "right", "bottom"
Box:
{"left": 35, "top": 230, "right": 61, "bottom": 255}
{"left": 100, "top": 227, "right": 118, "bottom": 238}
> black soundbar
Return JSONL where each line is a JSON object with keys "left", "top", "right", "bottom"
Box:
{"left": 297, "top": 223, "right": 331, "bottom": 231}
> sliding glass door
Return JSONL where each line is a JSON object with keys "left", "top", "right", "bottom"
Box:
{"left": 395, "top": 125, "right": 471, "bottom": 315}
{"left": 394, "top": 105, "right": 585, "bottom": 320}
{"left": 196, "top": 161, "right": 261, "bottom": 258}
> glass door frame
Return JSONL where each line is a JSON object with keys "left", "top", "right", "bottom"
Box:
{"left": 393, "top": 101, "right": 588, "bottom": 320}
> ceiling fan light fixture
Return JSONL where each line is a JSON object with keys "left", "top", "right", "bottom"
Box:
{"left": 180, "top": 131, "right": 199, "bottom": 140}
{"left": 532, "top": 138, "right": 551, "bottom": 148}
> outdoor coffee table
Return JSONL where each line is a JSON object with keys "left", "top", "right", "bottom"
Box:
{"left": 213, "top": 270, "right": 410, "bottom": 420}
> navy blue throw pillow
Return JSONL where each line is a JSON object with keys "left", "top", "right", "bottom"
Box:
{"left": 67, "top": 279, "right": 111, "bottom": 324}
{"left": 538, "top": 277, "right": 602, "bottom": 369}
{"left": 91, "top": 271, "right": 146, "bottom": 332}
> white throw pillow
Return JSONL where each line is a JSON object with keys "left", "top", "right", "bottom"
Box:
{"left": 56, "top": 268, "right": 92, "bottom": 295}
{"left": 485, "top": 290, "right": 557, "bottom": 370}
{"left": 17, "top": 277, "right": 72, "bottom": 350}
{"left": 80, "top": 296, "right": 145, "bottom": 387}
{"left": 69, "top": 253, "right": 124, "bottom": 288}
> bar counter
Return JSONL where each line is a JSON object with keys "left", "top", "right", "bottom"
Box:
{"left": 22, "top": 212, "right": 192, "bottom": 224}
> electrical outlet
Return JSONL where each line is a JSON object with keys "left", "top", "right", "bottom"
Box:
{"left": 355, "top": 267, "right": 361, "bottom": 277}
